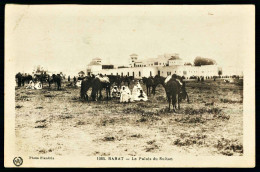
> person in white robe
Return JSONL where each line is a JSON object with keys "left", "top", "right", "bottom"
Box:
{"left": 34, "top": 81, "right": 42, "bottom": 89}
{"left": 125, "top": 86, "right": 132, "bottom": 102}
{"left": 26, "top": 80, "right": 35, "bottom": 89}
{"left": 120, "top": 86, "right": 132, "bottom": 103}
{"left": 131, "top": 80, "right": 148, "bottom": 102}
{"left": 112, "top": 86, "right": 120, "bottom": 98}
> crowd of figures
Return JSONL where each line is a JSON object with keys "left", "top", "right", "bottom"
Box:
{"left": 80, "top": 74, "right": 190, "bottom": 111}
{"left": 15, "top": 72, "right": 63, "bottom": 90}
{"left": 15, "top": 71, "right": 191, "bottom": 111}
{"left": 16, "top": 71, "right": 243, "bottom": 112}
{"left": 110, "top": 82, "right": 148, "bottom": 103}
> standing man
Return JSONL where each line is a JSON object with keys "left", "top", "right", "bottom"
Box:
{"left": 68, "top": 75, "right": 70, "bottom": 82}
{"left": 21, "top": 73, "right": 25, "bottom": 86}
{"left": 16, "top": 72, "right": 22, "bottom": 87}
{"left": 73, "top": 76, "right": 76, "bottom": 85}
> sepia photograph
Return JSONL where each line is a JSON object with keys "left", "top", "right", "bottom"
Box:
{"left": 4, "top": 5, "right": 255, "bottom": 167}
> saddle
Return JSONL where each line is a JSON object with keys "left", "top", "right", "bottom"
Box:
{"left": 96, "top": 75, "right": 110, "bottom": 83}
{"left": 164, "top": 76, "right": 183, "bottom": 86}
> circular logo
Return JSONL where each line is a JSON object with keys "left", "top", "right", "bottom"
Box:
{"left": 13, "top": 157, "right": 23, "bottom": 167}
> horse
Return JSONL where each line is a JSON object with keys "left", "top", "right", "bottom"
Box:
{"left": 121, "top": 76, "right": 133, "bottom": 87}
{"left": 33, "top": 73, "right": 49, "bottom": 87}
{"left": 54, "top": 74, "right": 62, "bottom": 90}
{"left": 178, "top": 80, "right": 190, "bottom": 103}
{"left": 173, "top": 74, "right": 189, "bottom": 103}
{"left": 48, "top": 74, "right": 62, "bottom": 90}
{"left": 22, "top": 75, "right": 33, "bottom": 84}
{"left": 107, "top": 75, "right": 121, "bottom": 88}
{"left": 80, "top": 76, "right": 94, "bottom": 101}
{"left": 152, "top": 75, "right": 166, "bottom": 95}
{"left": 142, "top": 76, "right": 154, "bottom": 96}
{"left": 164, "top": 74, "right": 190, "bottom": 111}
{"left": 15, "top": 72, "right": 23, "bottom": 87}
{"left": 166, "top": 74, "right": 189, "bottom": 104}
{"left": 164, "top": 77, "right": 180, "bottom": 112}
{"left": 91, "top": 75, "right": 111, "bottom": 101}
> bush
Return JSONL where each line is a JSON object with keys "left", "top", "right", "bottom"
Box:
{"left": 123, "top": 107, "right": 144, "bottom": 114}
{"left": 220, "top": 98, "right": 242, "bottom": 104}
{"left": 184, "top": 107, "right": 222, "bottom": 115}
{"left": 174, "top": 133, "right": 207, "bottom": 146}
{"left": 103, "top": 136, "right": 115, "bottom": 141}
{"left": 175, "top": 115, "right": 206, "bottom": 124}
{"left": 215, "top": 138, "right": 243, "bottom": 156}
{"left": 175, "top": 107, "right": 230, "bottom": 123}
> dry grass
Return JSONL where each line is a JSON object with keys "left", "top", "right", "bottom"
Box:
{"left": 174, "top": 133, "right": 207, "bottom": 146}
{"left": 215, "top": 138, "right": 243, "bottom": 156}
{"left": 15, "top": 80, "right": 243, "bottom": 156}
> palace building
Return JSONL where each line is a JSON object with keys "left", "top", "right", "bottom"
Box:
{"left": 86, "top": 54, "right": 243, "bottom": 79}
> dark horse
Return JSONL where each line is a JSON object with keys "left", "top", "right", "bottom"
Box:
{"left": 22, "top": 75, "right": 33, "bottom": 85}
{"left": 164, "top": 76, "right": 180, "bottom": 112}
{"left": 80, "top": 75, "right": 111, "bottom": 101}
{"left": 48, "top": 74, "right": 62, "bottom": 90}
{"left": 107, "top": 75, "right": 121, "bottom": 88}
{"left": 80, "top": 76, "right": 94, "bottom": 101}
{"left": 142, "top": 76, "right": 154, "bottom": 96}
{"left": 91, "top": 76, "right": 111, "bottom": 101}
{"left": 121, "top": 76, "right": 133, "bottom": 87}
{"left": 142, "top": 75, "right": 165, "bottom": 96}
{"left": 164, "top": 74, "right": 190, "bottom": 111}
{"left": 33, "top": 73, "right": 50, "bottom": 87}
{"left": 15, "top": 72, "right": 23, "bottom": 87}
{"left": 173, "top": 75, "right": 190, "bottom": 103}
{"left": 152, "top": 75, "right": 166, "bottom": 95}
{"left": 15, "top": 73, "right": 33, "bottom": 87}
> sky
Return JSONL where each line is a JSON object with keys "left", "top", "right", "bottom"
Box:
{"left": 6, "top": 5, "right": 254, "bottom": 76}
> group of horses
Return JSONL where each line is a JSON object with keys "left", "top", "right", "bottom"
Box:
{"left": 80, "top": 74, "right": 189, "bottom": 112}
{"left": 16, "top": 72, "right": 190, "bottom": 111}
{"left": 142, "top": 75, "right": 189, "bottom": 111}
{"left": 15, "top": 72, "right": 63, "bottom": 90}
{"left": 80, "top": 75, "right": 134, "bottom": 101}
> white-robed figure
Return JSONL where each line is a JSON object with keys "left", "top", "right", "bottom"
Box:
{"left": 120, "top": 86, "right": 132, "bottom": 103}
{"left": 131, "top": 80, "right": 148, "bottom": 102}
{"left": 112, "top": 85, "right": 120, "bottom": 98}
{"left": 26, "top": 80, "right": 35, "bottom": 89}
{"left": 26, "top": 80, "right": 42, "bottom": 89}
{"left": 34, "top": 81, "right": 42, "bottom": 89}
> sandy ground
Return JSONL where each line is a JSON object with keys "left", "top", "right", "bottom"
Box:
{"left": 15, "top": 79, "right": 243, "bottom": 157}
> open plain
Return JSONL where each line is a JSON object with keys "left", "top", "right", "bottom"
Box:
{"left": 15, "top": 79, "right": 243, "bottom": 157}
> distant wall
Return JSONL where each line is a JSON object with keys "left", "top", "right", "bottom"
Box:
{"left": 89, "top": 64, "right": 241, "bottom": 79}
{"left": 96, "top": 67, "right": 158, "bottom": 79}
{"left": 157, "top": 65, "right": 219, "bottom": 78}
{"left": 221, "top": 66, "right": 243, "bottom": 76}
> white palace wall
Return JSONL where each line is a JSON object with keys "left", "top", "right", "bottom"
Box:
{"left": 93, "top": 65, "right": 221, "bottom": 79}
{"left": 96, "top": 66, "right": 158, "bottom": 78}
{"left": 157, "top": 65, "right": 219, "bottom": 78}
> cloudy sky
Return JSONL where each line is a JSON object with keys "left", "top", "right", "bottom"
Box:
{"left": 6, "top": 5, "right": 254, "bottom": 76}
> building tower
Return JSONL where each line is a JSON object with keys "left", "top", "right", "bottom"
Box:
{"left": 129, "top": 54, "right": 138, "bottom": 67}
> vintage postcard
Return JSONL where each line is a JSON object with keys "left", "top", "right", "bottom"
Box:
{"left": 4, "top": 5, "right": 255, "bottom": 167}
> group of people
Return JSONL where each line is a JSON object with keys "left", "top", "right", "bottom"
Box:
{"left": 26, "top": 80, "right": 43, "bottom": 90}
{"left": 111, "top": 81, "right": 148, "bottom": 103}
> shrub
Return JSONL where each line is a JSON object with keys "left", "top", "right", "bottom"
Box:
{"left": 174, "top": 133, "right": 207, "bottom": 146}
{"left": 215, "top": 138, "right": 243, "bottom": 156}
